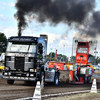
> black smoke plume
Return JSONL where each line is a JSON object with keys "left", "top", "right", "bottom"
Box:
{"left": 14, "top": 0, "right": 95, "bottom": 36}
{"left": 78, "top": 11, "right": 100, "bottom": 37}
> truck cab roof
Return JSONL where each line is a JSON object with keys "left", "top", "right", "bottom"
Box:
{"left": 8, "top": 36, "right": 45, "bottom": 43}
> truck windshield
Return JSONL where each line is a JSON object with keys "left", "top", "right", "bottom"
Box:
{"left": 6, "top": 42, "right": 36, "bottom": 53}
{"left": 78, "top": 47, "right": 87, "bottom": 53}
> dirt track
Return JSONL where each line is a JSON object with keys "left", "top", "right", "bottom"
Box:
{"left": 0, "top": 73, "right": 100, "bottom": 100}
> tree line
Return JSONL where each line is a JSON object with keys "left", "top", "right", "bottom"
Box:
{"left": 46, "top": 52, "right": 68, "bottom": 62}
{"left": 0, "top": 32, "right": 7, "bottom": 54}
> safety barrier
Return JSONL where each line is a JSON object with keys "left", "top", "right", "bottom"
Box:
{"left": 33, "top": 81, "right": 41, "bottom": 100}
{"left": 90, "top": 79, "right": 98, "bottom": 93}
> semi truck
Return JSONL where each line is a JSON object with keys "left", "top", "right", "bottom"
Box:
{"left": 2, "top": 35, "right": 60, "bottom": 86}
{"left": 2, "top": 35, "right": 48, "bottom": 84}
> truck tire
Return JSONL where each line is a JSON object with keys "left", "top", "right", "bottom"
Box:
{"left": 87, "top": 76, "right": 91, "bottom": 83}
{"left": 7, "top": 80, "right": 14, "bottom": 84}
{"left": 54, "top": 73, "right": 59, "bottom": 86}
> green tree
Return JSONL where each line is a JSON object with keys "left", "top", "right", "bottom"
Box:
{"left": 70, "top": 56, "right": 76, "bottom": 63}
{"left": 46, "top": 52, "right": 68, "bottom": 62}
{"left": 96, "top": 56, "right": 100, "bottom": 64}
{"left": 0, "top": 32, "right": 7, "bottom": 53}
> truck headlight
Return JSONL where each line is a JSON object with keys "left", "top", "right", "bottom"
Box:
{"left": 29, "top": 69, "right": 34, "bottom": 72}
{"left": 4, "top": 73, "right": 8, "bottom": 75}
{"left": 30, "top": 74, "right": 34, "bottom": 77}
{"left": 5, "top": 67, "right": 10, "bottom": 71}
{"left": 26, "top": 73, "right": 29, "bottom": 77}
{"left": 8, "top": 72, "right": 11, "bottom": 75}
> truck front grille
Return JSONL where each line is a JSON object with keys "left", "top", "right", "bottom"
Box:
{"left": 14, "top": 57, "right": 24, "bottom": 71}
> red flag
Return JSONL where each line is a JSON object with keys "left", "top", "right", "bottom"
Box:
{"left": 55, "top": 49, "right": 57, "bottom": 60}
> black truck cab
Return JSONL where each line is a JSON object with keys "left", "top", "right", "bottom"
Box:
{"left": 2, "top": 35, "right": 48, "bottom": 84}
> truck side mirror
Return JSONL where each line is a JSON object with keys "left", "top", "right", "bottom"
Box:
{"left": 38, "top": 44, "right": 43, "bottom": 54}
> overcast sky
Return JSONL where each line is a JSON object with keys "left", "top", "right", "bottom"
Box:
{"left": 0, "top": 0, "right": 100, "bottom": 58}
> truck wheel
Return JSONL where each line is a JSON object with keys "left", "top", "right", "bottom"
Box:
{"left": 54, "top": 73, "right": 59, "bottom": 86}
{"left": 84, "top": 77, "right": 87, "bottom": 83}
{"left": 87, "top": 76, "right": 91, "bottom": 83}
{"left": 7, "top": 80, "right": 14, "bottom": 84}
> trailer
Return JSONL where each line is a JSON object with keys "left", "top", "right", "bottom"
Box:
{"left": 75, "top": 41, "right": 94, "bottom": 83}
{"left": 44, "top": 62, "right": 60, "bottom": 85}
{"left": 47, "top": 41, "right": 94, "bottom": 84}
